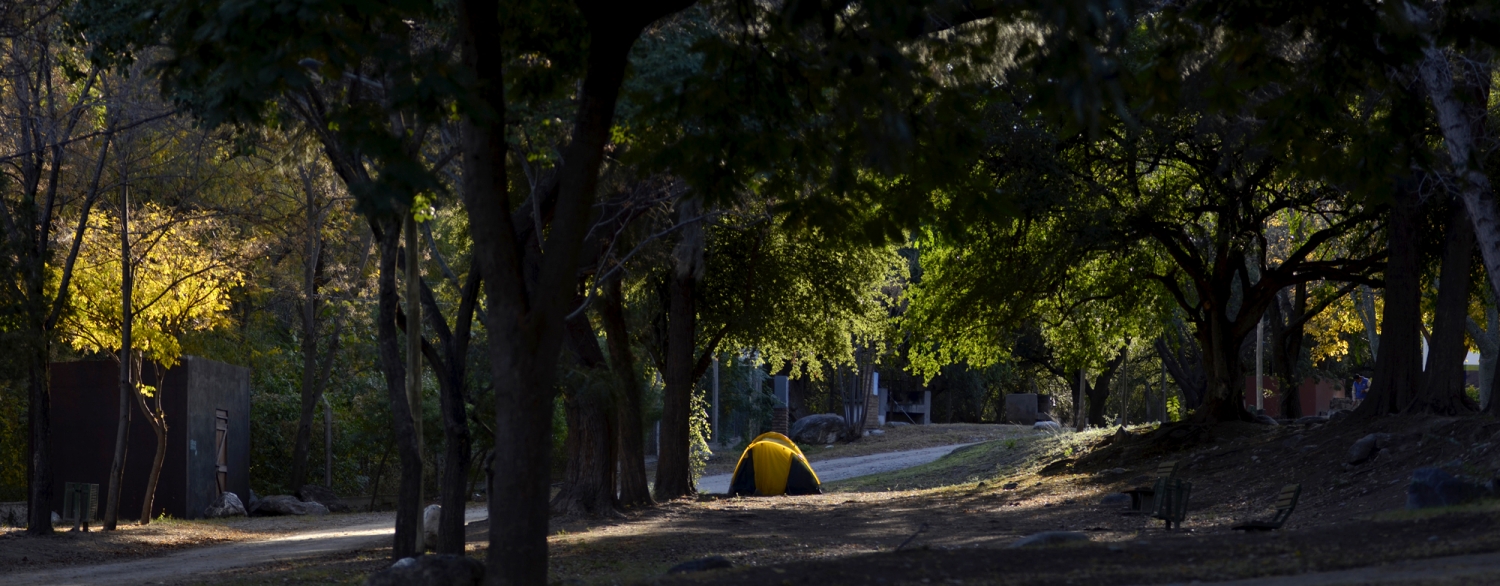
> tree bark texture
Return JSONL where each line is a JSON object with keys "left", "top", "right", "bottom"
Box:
{"left": 552, "top": 308, "right": 618, "bottom": 517}
{"left": 1357, "top": 192, "right": 1424, "bottom": 418}
{"left": 601, "top": 276, "right": 654, "bottom": 509}
{"left": 1464, "top": 301, "right": 1498, "bottom": 410}
{"left": 656, "top": 267, "right": 699, "bottom": 500}
{"left": 376, "top": 221, "right": 423, "bottom": 559}
{"left": 1268, "top": 286, "right": 1306, "bottom": 419}
{"left": 1411, "top": 203, "right": 1477, "bottom": 414}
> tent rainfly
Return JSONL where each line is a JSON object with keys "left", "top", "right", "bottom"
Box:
{"left": 728, "top": 432, "right": 822, "bottom": 496}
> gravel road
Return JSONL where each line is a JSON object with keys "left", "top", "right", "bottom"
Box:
{"left": 696, "top": 442, "right": 978, "bottom": 494}
{"left": 4, "top": 507, "right": 488, "bottom": 586}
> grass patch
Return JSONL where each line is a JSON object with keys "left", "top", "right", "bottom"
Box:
{"left": 824, "top": 428, "right": 1110, "bottom": 492}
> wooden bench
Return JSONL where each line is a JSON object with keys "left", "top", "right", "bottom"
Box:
{"left": 1123, "top": 460, "right": 1180, "bottom": 512}
{"left": 1232, "top": 484, "right": 1301, "bottom": 531}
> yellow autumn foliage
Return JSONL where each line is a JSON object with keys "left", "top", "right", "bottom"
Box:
{"left": 60, "top": 203, "right": 243, "bottom": 375}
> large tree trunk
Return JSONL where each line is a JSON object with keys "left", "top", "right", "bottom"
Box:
{"left": 104, "top": 186, "right": 133, "bottom": 531}
{"left": 601, "top": 276, "right": 653, "bottom": 509}
{"left": 433, "top": 267, "right": 479, "bottom": 555}
{"left": 1357, "top": 192, "right": 1424, "bottom": 418}
{"left": 1084, "top": 348, "right": 1128, "bottom": 427}
{"left": 24, "top": 339, "right": 51, "bottom": 534}
{"left": 1190, "top": 307, "right": 1255, "bottom": 422}
{"left": 552, "top": 308, "right": 618, "bottom": 517}
{"left": 1410, "top": 203, "right": 1477, "bottom": 414}
{"left": 1268, "top": 286, "right": 1308, "bottom": 419}
{"left": 1464, "top": 302, "right": 1497, "bottom": 410}
{"left": 456, "top": 1, "right": 691, "bottom": 581}
{"left": 375, "top": 220, "right": 423, "bottom": 559}
{"left": 656, "top": 265, "right": 699, "bottom": 500}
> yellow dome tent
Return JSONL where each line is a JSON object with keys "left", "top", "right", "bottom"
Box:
{"left": 728, "top": 432, "right": 822, "bottom": 496}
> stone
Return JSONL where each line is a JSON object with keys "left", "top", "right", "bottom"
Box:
{"left": 363, "top": 554, "right": 485, "bottom": 586}
{"left": 1033, "top": 421, "right": 1062, "bottom": 431}
{"left": 1003, "top": 482, "right": 1019, "bottom": 490}
{"left": 1254, "top": 414, "right": 1278, "bottom": 426}
{"left": 297, "top": 484, "right": 347, "bottom": 512}
{"left": 1009, "top": 531, "right": 1090, "bottom": 548}
{"left": 1328, "top": 409, "right": 1352, "bottom": 423}
{"left": 1099, "top": 493, "right": 1132, "bottom": 507}
{"left": 255, "top": 494, "right": 330, "bottom": 516}
{"left": 248, "top": 490, "right": 261, "bottom": 514}
{"left": 50, "top": 511, "right": 61, "bottom": 525}
{"left": 203, "top": 492, "right": 247, "bottom": 518}
{"left": 1347, "top": 433, "right": 1394, "bottom": 465}
{"left": 888, "top": 421, "right": 911, "bottom": 427}
{"left": 1295, "top": 416, "right": 1328, "bottom": 425}
{"left": 1407, "top": 468, "right": 1493, "bottom": 509}
{"left": 790, "top": 414, "right": 848, "bottom": 444}
{"left": 868, "top": 428, "right": 886, "bottom": 436}
{"left": 423, "top": 504, "right": 442, "bottom": 548}
{"left": 666, "top": 555, "right": 734, "bottom": 574}
{"left": 1006, "top": 393, "right": 1040, "bottom": 425}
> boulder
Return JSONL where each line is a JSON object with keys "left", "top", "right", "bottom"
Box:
{"left": 297, "top": 484, "right": 348, "bottom": 511}
{"left": 204, "top": 492, "right": 248, "bottom": 518}
{"left": 50, "top": 511, "right": 61, "bottom": 525}
{"left": 1295, "top": 416, "right": 1328, "bottom": 425}
{"left": 1347, "top": 433, "right": 1393, "bottom": 465}
{"left": 1253, "top": 414, "right": 1278, "bottom": 426}
{"left": 790, "top": 414, "right": 847, "bottom": 444}
{"left": 666, "top": 556, "right": 733, "bottom": 574}
{"left": 256, "top": 495, "right": 330, "bottom": 516}
{"left": 1327, "top": 409, "right": 1353, "bottom": 423}
{"left": 1033, "top": 421, "right": 1062, "bottom": 431}
{"left": 364, "top": 554, "right": 485, "bottom": 586}
{"left": 1009, "top": 531, "right": 1090, "bottom": 548}
{"left": 1099, "top": 493, "right": 1132, "bottom": 507}
{"left": 423, "top": 504, "right": 442, "bottom": 548}
{"left": 1407, "top": 468, "right": 1493, "bottom": 509}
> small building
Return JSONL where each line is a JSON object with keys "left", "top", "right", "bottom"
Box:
{"left": 49, "top": 356, "right": 250, "bottom": 520}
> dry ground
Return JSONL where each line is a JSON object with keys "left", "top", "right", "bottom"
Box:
{"left": 6, "top": 417, "right": 1500, "bottom": 585}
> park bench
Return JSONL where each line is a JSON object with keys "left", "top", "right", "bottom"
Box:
{"left": 1124, "top": 460, "right": 1180, "bottom": 512}
{"left": 1232, "top": 484, "right": 1302, "bottom": 531}
{"left": 1149, "top": 476, "right": 1192, "bottom": 530}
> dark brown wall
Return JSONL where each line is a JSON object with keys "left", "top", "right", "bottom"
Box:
{"left": 48, "top": 357, "right": 249, "bottom": 520}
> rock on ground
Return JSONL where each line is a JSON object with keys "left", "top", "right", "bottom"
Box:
{"left": 1009, "top": 531, "right": 1090, "bottom": 548}
{"left": 1254, "top": 414, "right": 1278, "bottom": 426}
{"left": 790, "top": 414, "right": 848, "bottom": 444}
{"left": 1033, "top": 421, "right": 1062, "bottom": 431}
{"left": 363, "top": 554, "right": 484, "bottom": 586}
{"left": 1348, "top": 433, "right": 1394, "bottom": 465}
{"left": 667, "top": 556, "right": 734, "bottom": 574}
{"left": 423, "top": 504, "right": 441, "bottom": 548}
{"left": 255, "top": 495, "right": 329, "bottom": 516}
{"left": 1407, "top": 468, "right": 1493, "bottom": 509}
{"left": 297, "top": 484, "right": 349, "bottom": 512}
{"left": 203, "top": 492, "right": 247, "bottom": 518}
{"left": 1295, "top": 416, "right": 1329, "bottom": 425}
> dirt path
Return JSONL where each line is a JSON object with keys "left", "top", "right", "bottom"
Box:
{"left": 1194, "top": 551, "right": 1500, "bottom": 585}
{"left": 3, "top": 507, "right": 487, "bottom": 586}
{"left": 696, "top": 442, "right": 978, "bottom": 494}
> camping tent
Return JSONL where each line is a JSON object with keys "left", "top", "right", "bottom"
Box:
{"left": 728, "top": 432, "right": 822, "bottom": 496}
